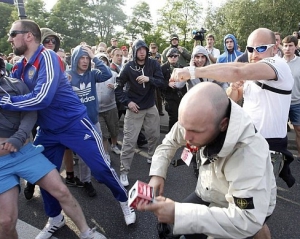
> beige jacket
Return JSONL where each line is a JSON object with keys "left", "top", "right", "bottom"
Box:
{"left": 149, "top": 100, "right": 276, "bottom": 238}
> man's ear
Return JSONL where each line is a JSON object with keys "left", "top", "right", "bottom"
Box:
{"left": 219, "top": 117, "right": 229, "bottom": 132}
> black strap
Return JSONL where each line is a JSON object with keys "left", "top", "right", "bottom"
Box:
{"left": 254, "top": 81, "right": 291, "bottom": 95}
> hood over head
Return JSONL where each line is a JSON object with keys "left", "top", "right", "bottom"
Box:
{"left": 223, "top": 34, "right": 239, "bottom": 53}
{"left": 40, "top": 28, "right": 61, "bottom": 52}
{"left": 132, "top": 39, "right": 149, "bottom": 63}
{"left": 71, "top": 45, "right": 91, "bottom": 73}
{"left": 190, "top": 45, "right": 210, "bottom": 67}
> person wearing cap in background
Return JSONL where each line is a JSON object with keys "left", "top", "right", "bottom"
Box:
{"left": 110, "top": 38, "right": 118, "bottom": 49}
{"left": 121, "top": 45, "right": 130, "bottom": 64}
{"left": 161, "top": 47, "right": 186, "bottom": 131}
{"left": 149, "top": 43, "right": 161, "bottom": 64}
{"left": 161, "top": 33, "right": 191, "bottom": 66}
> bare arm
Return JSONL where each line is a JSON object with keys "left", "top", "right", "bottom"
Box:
{"left": 170, "top": 62, "right": 277, "bottom": 83}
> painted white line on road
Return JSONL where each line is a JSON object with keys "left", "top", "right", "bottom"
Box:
{"left": 17, "top": 219, "right": 59, "bottom": 239}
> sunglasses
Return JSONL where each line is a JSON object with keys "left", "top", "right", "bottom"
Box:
{"left": 168, "top": 55, "right": 178, "bottom": 58}
{"left": 44, "top": 38, "right": 56, "bottom": 44}
{"left": 246, "top": 44, "right": 274, "bottom": 53}
{"left": 8, "top": 30, "right": 29, "bottom": 38}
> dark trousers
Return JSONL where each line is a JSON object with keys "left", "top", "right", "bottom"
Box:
{"left": 165, "top": 99, "right": 180, "bottom": 131}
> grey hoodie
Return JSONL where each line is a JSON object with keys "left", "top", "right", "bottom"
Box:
{"left": 178, "top": 46, "right": 227, "bottom": 90}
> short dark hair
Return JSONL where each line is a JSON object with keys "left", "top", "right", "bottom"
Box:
{"left": 206, "top": 34, "right": 215, "bottom": 40}
{"left": 282, "top": 35, "right": 298, "bottom": 46}
{"left": 14, "top": 19, "right": 41, "bottom": 43}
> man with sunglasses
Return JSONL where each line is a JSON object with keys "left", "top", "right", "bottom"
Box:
{"left": 2, "top": 19, "right": 136, "bottom": 239}
{"left": 169, "top": 28, "right": 296, "bottom": 239}
{"left": 40, "top": 28, "right": 60, "bottom": 52}
{"left": 161, "top": 48, "right": 186, "bottom": 131}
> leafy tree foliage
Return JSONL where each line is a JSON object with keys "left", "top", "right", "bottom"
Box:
{"left": 0, "top": 0, "right": 299, "bottom": 56}
{"left": 47, "top": 0, "right": 98, "bottom": 51}
{"left": 157, "top": 0, "right": 203, "bottom": 47}
{"left": 0, "top": 3, "right": 15, "bottom": 54}
{"left": 25, "top": 0, "right": 49, "bottom": 28}
{"left": 125, "top": 1, "right": 152, "bottom": 41}
{"left": 204, "top": 0, "right": 300, "bottom": 51}
{"left": 89, "top": 0, "right": 126, "bottom": 44}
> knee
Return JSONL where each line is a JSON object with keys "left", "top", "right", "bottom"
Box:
{"left": 0, "top": 215, "right": 17, "bottom": 235}
{"left": 52, "top": 183, "right": 72, "bottom": 201}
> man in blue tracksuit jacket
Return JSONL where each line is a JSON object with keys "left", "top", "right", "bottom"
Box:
{"left": 1, "top": 19, "right": 136, "bottom": 239}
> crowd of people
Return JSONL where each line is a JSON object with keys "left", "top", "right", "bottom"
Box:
{"left": 0, "top": 18, "right": 300, "bottom": 239}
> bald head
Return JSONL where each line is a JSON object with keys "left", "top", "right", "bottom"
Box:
{"left": 178, "top": 82, "right": 229, "bottom": 146}
{"left": 247, "top": 28, "right": 276, "bottom": 46}
{"left": 179, "top": 82, "right": 229, "bottom": 127}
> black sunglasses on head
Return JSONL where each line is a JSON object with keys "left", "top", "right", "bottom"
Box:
{"left": 8, "top": 30, "right": 29, "bottom": 38}
{"left": 44, "top": 38, "right": 56, "bottom": 44}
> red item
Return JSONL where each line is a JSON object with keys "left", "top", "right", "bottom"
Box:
{"left": 128, "top": 180, "right": 154, "bottom": 209}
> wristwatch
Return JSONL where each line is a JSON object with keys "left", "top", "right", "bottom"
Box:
{"left": 188, "top": 66, "right": 195, "bottom": 79}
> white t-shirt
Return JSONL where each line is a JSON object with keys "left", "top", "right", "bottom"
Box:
{"left": 243, "top": 56, "right": 294, "bottom": 138}
{"left": 206, "top": 47, "right": 220, "bottom": 58}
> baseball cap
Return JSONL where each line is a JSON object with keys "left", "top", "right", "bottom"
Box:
{"left": 166, "top": 48, "right": 179, "bottom": 57}
{"left": 121, "top": 46, "right": 128, "bottom": 51}
{"left": 170, "top": 34, "right": 179, "bottom": 41}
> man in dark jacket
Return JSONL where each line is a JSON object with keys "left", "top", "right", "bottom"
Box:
{"left": 161, "top": 48, "right": 186, "bottom": 131}
{"left": 115, "top": 39, "right": 165, "bottom": 187}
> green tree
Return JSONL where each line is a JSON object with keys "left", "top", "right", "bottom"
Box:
{"left": 157, "top": 0, "right": 203, "bottom": 48}
{"left": 0, "top": 3, "right": 16, "bottom": 54}
{"left": 47, "top": 0, "right": 98, "bottom": 51}
{"left": 24, "top": 0, "right": 49, "bottom": 28}
{"left": 89, "top": 0, "right": 127, "bottom": 44}
{"left": 205, "top": 0, "right": 300, "bottom": 52}
{"left": 125, "top": 1, "right": 152, "bottom": 41}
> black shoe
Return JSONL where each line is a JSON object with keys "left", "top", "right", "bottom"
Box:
{"left": 24, "top": 182, "right": 35, "bottom": 200}
{"left": 159, "top": 112, "right": 165, "bottom": 116}
{"left": 84, "top": 182, "right": 97, "bottom": 197}
{"left": 137, "top": 139, "right": 148, "bottom": 148}
{"left": 65, "top": 176, "right": 84, "bottom": 187}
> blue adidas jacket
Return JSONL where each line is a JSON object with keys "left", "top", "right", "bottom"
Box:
{"left": 0, "top": 45, "right": 88, "bottom": 133}
{"left": 67, "top": 45, "right": 112, "bottom": 124}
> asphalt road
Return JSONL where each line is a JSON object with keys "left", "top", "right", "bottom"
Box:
{"left": 17, "top": 129, "right": 300, "bottom": 239}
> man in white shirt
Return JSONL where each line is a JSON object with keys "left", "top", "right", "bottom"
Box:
{"left": 205, "top": 34, "right": 220, "bottom": 63}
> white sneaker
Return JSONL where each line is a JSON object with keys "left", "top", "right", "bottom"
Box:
{"left": 120, "top": 201, "right": 136, "bottom": 225}
{"left": 111, "top": 145, "right": 121, "bottom": 154}
{"left": 120, "top": 173, "right": 129, "bottom": 187}
{"left": 147, "top": 158, "right": 152, "bottom": 164}
{"left": 35, "top": 215, "right": 65, "bottom": 239}
{"left": 80, "top": 227, "right": 107, "bottom": 239}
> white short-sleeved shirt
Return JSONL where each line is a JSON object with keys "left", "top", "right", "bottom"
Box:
{"left": 206, "top": 47, "right": 220, "bottom": 58}
{"left": 243, "top": 56, "right": 294, "bottom": 138}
